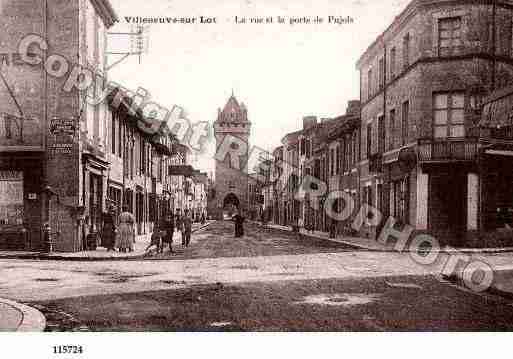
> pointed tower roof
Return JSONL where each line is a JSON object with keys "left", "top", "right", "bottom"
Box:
{"left": 218, "top": 93, "right": 248, "bottom": 123}
{"left": 222, "top": 95, "right": 241, "bottom": 114}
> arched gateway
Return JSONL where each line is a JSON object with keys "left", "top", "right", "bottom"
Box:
{"left": 223, "top": 193, "right": 240, "bottom": 217}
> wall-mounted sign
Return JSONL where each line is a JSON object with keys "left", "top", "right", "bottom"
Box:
{"left": 49, "top": 143, "right": 73, "bottom": 155}
{"left": 50, "top": 117, "right": 76, "bottom": 136}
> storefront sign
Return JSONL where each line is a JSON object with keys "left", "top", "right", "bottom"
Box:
{"left": 49, "top": 143, "right": 73, "bottom": 155}
{"left": 50, "top": 117, "right": 76, "bottom": 136}
{"left": 0, "top": 171, "right": 24, "bottom": 226}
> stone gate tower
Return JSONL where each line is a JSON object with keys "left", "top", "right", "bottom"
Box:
{"left": 212, "top": 94, "right": 251, "bottom": 219}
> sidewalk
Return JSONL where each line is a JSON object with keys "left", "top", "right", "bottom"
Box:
{"left": 265, "top": 223, "right": 513, "bottom": 254}
{"left": 0, "top": 221, "right": 213, "bottom": 261}
{"left": 487, "top": 269, "right": 513, "bottom": 300}
{"left": 0, "top": 298, "right": 46, "bottom": 332}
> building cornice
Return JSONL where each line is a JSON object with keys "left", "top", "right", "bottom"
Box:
{"left": 356, "top": 0, "right": 513, "bottom": 70}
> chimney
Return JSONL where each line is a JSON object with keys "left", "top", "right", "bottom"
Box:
{"left": 302, "top": 116, "right": 318, "bottom": 130}
{"left": 346, "top": 100, "right": 361, "bottom": 116}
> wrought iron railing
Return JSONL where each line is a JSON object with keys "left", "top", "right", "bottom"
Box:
{"left": 417, "top": 137, "right": 479, "bottom": 162}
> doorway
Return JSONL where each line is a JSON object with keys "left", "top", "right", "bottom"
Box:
{"left": 429, "top": 172, "right": 466, "bottom": 243}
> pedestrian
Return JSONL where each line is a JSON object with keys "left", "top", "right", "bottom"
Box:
{"left": 232, "top": 208, "right": 245, "bottom": 238}
{"left": 175, "top": 208, "right": 185, "bottom": 246}
{"left": 101, "top": 205, "right": 117, "bottom": 251}
{"left": 297, "top": 216, "right": 304, "bottom": 241}
{"left": 201, "top": 212, "right": 206, "bottom": 225}
{"left": 183, "top": 209, "right": 193, "bottom": 247}
{"left": 329, "top": 219, "right": 337, "bottom": 239}
{"left": 162, "top": 211, "right": 175, "bottom": 253}
{"left": 117, "top": 205, "right": 136, "bottom": 253}
{"left": 145, "top": 225, "right": 163, "bottom": 255}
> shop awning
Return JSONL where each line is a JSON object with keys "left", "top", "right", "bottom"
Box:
{"left": 169, "top": 165, "right": 194, "bottom": 177}
{"left": 483, "top": 142, "right": 513, "bottom": 157}
{"left": 481, "top": 86, "right": 513, "bottom": 128}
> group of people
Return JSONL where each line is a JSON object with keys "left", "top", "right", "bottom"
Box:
{"left": 146, "top": 208, "right": 193, "bottom": 255}
{"left": 101, "top": 206, "right": 196, "bottom": 255}
{"left": 101, "top": 205, "right": 137, "bottom": 253}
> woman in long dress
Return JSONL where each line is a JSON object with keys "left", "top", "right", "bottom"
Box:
{"left": 117, "top": 206, "right": 136, "bottom": 253}
{"left": 101, "top": 209, "right": 116, "bottom": 251}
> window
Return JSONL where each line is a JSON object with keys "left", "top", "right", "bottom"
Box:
{"left": 368, "top": 68, "right": 373, "bottom": 99}
{"left": 348, "top": 135, "right": 354, "bottom": 169}
{"left": 111, "top": 113, "right": 116, "bottom": 154}
{"left": 378, "top": 57, "right": 385, "bottom": 90}
{"left": 335, "top": 146, "right": 340, "bottom": 175}
{"left": 118, "top": 116, "right": 122, "bottom": 156}
{"left": 389, "top": 109, "right": 396, "bottom": 151}
{"left": 107, "top": 186, "right": 122, "bottom": 214}
{"left": 364, "top": 186, "right": 373, "bottom": 206}
{"left": 352, "top": 132, "right": 357, "bottom": 166}
{"left": 438, "top": 17, "right": 462, "bottom": 56}
{"left": 433, "top": 93, "right": 465, "bottom": 138}
{"left": 149, "top": 194, "right": 157, "bottom": 222}
{"left": 403, "top": 33, "right": 410, "bottom": 69}
{"left": 366, "top": 123, "right": 372, "bottom": 158}
{"left": 378, "top": 115, "right": 385, "bottom": 153}
{"left": 332, "top": 148, "right": 336, "bottom": 175}
{"left": 130, "top": 132, "right": 134, "bottom": 179}
{"left": 402, "top": 101, "right": 409, "bottom": 145}
{"left": 390, "top": 47, "right": 396, "bottom": 78}
{"left": 341, "top": 139, "right": 347, "bottom": 173}
{"left": 140, "top": 138, "right": 146, "bottom": 174}
{"left": 0, "top": 171, "right": 23, "bottom": 226}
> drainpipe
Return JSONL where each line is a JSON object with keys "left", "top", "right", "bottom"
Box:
{"left": 491, "top": 0, "right": 497, "bottom": 92}
{"left": 42, "top": 0, "right": 50, "bottom": 237}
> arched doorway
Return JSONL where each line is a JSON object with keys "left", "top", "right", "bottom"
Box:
{"left": 223, "top": 193, "right": 240, "bottom": 218}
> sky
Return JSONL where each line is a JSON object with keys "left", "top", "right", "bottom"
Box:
{"left": 107, "top": 0, "right": 411, "bottom": 173}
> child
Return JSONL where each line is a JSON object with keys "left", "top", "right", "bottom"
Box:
{"left": 145, "top": 226, "right": 163, "bottom": 255}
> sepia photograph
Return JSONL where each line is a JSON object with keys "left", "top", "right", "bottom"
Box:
{"left": 1, "top": 0, "right": 513, "bottom": 354}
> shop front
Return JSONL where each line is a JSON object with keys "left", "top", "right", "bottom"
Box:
{"left": 0, "top": 153, "right": 44, "bottom": 250}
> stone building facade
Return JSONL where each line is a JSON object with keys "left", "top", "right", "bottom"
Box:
{"left": 0, "top": 0, "right": 118, "bottom": 251}
{"left": 0, "top": 0, "right": 200, "bottom": 252}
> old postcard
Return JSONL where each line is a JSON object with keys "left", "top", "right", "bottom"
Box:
{"left": 1, "top": 0, "right": 513, "bottom": 357}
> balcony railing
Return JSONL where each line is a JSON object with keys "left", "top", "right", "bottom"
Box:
{"left": 417, "top": 138, "right": 479, "bottom": 162}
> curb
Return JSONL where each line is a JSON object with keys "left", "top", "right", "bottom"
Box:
{"left": 263, "top": 225, "right": 366, "bottom": 250}
{"left": 0, "top": 222, "right": 214, "bottom": 262}
{"left": 264, "top": 225, "right": 513, "bottom": 254}
{"left": 442, "top": 269, "right": 513, "bottom": 301}
{"left": 0, "top": 298, "right": 46, "bottom": 332}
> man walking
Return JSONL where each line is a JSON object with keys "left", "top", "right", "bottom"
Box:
{"left": 162, "top": 211, "right": 175, "bottom": 253}
{"left": 175, "top": 208, "right": 185, "bottom": 246}
{"left": 183, "top": 209, "right": 193, "bottom": 247}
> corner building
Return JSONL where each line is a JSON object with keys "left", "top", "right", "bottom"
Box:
{"left": 357, "top": 0, "right": 513, "bottom": 245}
{"left": 0, "top": 0, "right": 117, "bottom": 251}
